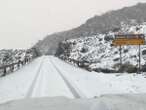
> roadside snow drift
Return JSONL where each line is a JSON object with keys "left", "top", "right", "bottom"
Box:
{"left": 0, "top": 94, "right": 146, "bottom": 110}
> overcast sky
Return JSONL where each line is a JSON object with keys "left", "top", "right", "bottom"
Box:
{"left": 0, "top": 0, "right": 146, "bottom": 49}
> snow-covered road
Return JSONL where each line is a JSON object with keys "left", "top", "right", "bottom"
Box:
{"left": 0, "top": 56, "right": 146, "bottom": 104}
{"left": 26, "top": 56, "right": 74, "bottom": 98}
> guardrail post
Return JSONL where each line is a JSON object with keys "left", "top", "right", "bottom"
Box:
{"left": 0, "top": 56, "right": 33, "bottom": 77}
{"left": 3, "top": 67, "right": 7, "bottom": 76}
{"left": 11, "top": 65, "right": 14, "bottom": 72}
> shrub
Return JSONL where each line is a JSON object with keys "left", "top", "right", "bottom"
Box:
{"left": 94, "top": 68, "right": 117, "bottom": 73}
{"left": 113, "top": 58, "right": 120, "bottom": 62}
{"left": 104, "top": 35, "right": 114, "bottom": 41}
{"left": 123, "top": 49, "right": 128, "bottom": 53}
{"left": 118, "top": 63, "right": 137, "bottom": 73}
{"left": 80, "top": 47, "right": 88, "bottom": 53}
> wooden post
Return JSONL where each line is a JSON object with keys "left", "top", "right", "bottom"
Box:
{"left": 11, "top": 65, "right": 14, "bottom": 72}
{"left": 138, "top": 45, "right": 141, "bottom": 74}
{"left": 119, "top": 45, "right": 122, "bottom": 70}
{"left": 3, "top": 67, "right": 6, "bottom": 76}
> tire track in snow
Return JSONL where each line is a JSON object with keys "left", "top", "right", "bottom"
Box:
{"left": 26, "top": 57, "right": 45, "bottom": 98}
{"left": 50, "top": 58, "right": 86, "bottom": 98}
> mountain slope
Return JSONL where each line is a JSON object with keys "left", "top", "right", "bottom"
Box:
{"left": 34, "top": 3, "right": 146, "bottom": 55}
{"left": 57, "top": 22, "right": 146, "bottom": 73}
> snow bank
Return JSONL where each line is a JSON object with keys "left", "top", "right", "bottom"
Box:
{"left": 52, "top": 56, "right": 146, "bottom": 98}
{"left": 0, "top": 94, "right": 146, "bottom": 110}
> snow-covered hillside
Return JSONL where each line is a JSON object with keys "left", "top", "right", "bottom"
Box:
{"left": 57, "top": 22, "right": 146, "bottom": 73}
{"left": 0, "top": 49, "right": 33, "bottom": 66}
{"left": 0, "top": 56, "right": 146, "bottom": 104}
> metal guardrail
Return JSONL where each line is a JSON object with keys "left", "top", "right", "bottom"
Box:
{"left": 0, "top": 57, "right": 32, "bottom": 77}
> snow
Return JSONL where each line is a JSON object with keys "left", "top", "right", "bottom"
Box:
{"left": 0, "top": 94, "right": 146, "bottom": 110}
{"left": 0, "top": 55, "right": 146, "bottom": 105}
{"left": 58, "top": 22, "right": 146, "bottom": 72}
{"left": 27, "top": 56, "right": 74, "bottom": 98}
{"left": 0, "top": 49, "right": 32, "bottom": 66}
{"left": 0, "top": 57, "right": 43, "bottom": 103}
{"left": 52, "top": 56, "right": 146, "bottom": 98}
{"left": 0, "top": 56, "right": 74, "bottom": 104}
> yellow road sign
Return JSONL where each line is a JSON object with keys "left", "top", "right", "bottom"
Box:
{"left": 112, "top": 34, "right": 145, "bottom": 74}
{"left": 112, "top": 34, "right": 145, "bottom": 46}
{"left": 112, "top": 38, "right": 145, "bottom": 46}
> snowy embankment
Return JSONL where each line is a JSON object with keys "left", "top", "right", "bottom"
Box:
{"left": 0, "top": 56, "right": 146, "bottom": 104}
{"left": 51, "top": 56, "right": 146, "bottom": 97}
{"left": 0, "top": 95, "right": 146, "bottom": 110}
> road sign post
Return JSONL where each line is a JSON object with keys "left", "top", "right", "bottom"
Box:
{"left": 112, "top": 34, "right": 145, "bottom": 73}
{"left": 119, "top": 45, "right": 122, "bottom": 71}
{"left": 138, "top": 45, "right": 141, "bottom": 74}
